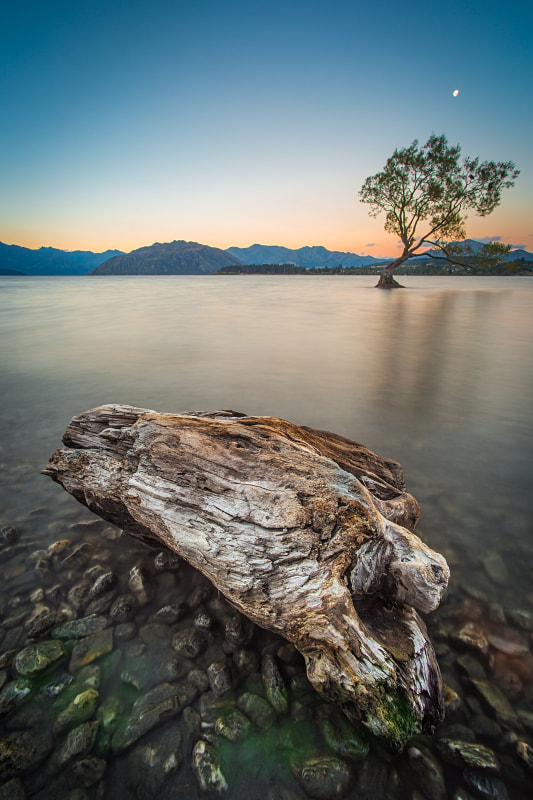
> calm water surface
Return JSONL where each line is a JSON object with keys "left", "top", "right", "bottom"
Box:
{"left": 1, "top": 275, "right": 533, "bottom": 797}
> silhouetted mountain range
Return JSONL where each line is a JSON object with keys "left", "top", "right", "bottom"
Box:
{"left": 2, "top": 238, "right": 531, "bottom": 276}
{"left": 91, "top": 240, "right": 243, "bottom": 275}
{"left": 0, "top": 242, "right": 123, "bottom": 275}
{"left": 226, "top": 244, "right": 382, "bottom": 268}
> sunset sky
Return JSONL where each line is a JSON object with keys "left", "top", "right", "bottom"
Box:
{"left": 1, "top": 0, "right": 531, "bottom": 258}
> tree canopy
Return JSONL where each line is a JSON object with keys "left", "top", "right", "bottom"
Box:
{"left": 359, "top": 134, "right": 519, "bottom": 287}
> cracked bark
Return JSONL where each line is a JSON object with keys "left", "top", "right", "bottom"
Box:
{"left": 43, "top": 404, "right": 449, "bottom": 748}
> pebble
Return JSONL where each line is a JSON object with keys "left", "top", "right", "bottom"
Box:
{"left": 52, "top": 689, "right": 100, "bottom": 736}
{"left": 405, "top": 745, "right": 446, "bottom": 800}
{"left": 293, "top": 755, "right": 352, "bottom": 799}
{"left": 238, "top": 692, "right": 276, "bottom": 729}
{"left": 14, "top": 640, "right": 65, "bottom": 676}
{"left": 316, "top": 704, "right": 369, "bottom": 762}
{"left": 262, "top": 653, "right": 289, "bottom": 715}
{"left": 52, "top": 614, "right": 109, "bottom": 640}
{"left": 470, "top": 679, "right": 521, "bottom": 729}
{"left": 50, "top": 720, "right": 99, "bottom": 772}
{"left": 436, "top": 739, "right": 500, "bottom": 770}
{"left": 69, "top": 628, "right": 114, "bottom": 671}
{"left": 215, "top": 709, "right": 253, "bottom": 742}
{"left": 207, "top": 660, "right": 233, "bottom": 697}
{"left": 193, "top": 740, "right": 228, "bottom": 792}
{"left": 0, "top": 729, "right": 52, "bottom": 782}
{"left": 463, "top": 769, "right": 510, "bottom": 800}
{"left": 171, "top": 627, "right": 207, "bottom": 659}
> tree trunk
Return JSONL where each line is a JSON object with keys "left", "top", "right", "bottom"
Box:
{"left": 43, "top": 405, "right": 449, "bottom": 749}
{"left": 376, "top": 263, "right": 404, "bottom": 289}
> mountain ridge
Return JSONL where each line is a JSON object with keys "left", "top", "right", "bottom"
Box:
{"left": 226, "top": 243, "right": 383, "bottom": 268}
{"left": 90, "top": 240, "right": 243, "bottom": 275}
{"left": 0, "top": 241, "right": 123, "bottom": 275}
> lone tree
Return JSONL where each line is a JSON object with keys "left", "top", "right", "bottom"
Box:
{"left": 359, "top": 134, "right": 519, "bottom": 288}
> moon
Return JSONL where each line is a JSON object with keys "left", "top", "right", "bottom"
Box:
{"left": 453, "top": 89, "right": 459, "bottom": 97}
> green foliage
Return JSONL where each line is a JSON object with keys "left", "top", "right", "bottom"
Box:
{"left": 359, "top": 134, "right": 519, "bottom": 278}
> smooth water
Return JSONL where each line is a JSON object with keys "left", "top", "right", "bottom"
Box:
{"left": 2, "top": 275, "right": 532, "bottom": 561}
{"left": 1, "top": 275, "right": 533, "bottom": 797}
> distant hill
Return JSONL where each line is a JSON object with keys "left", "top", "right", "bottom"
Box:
{"left": 91, "top": 240, "right": 244, "bottom": 275}
{"left": 0, "top": 242, "right": 123, "bottom": 275}
{"left": 416, "top": 239, "right": 533, "bottom": 263}
{"left": 226, "top": 244, "right": 382, "bottom": 268}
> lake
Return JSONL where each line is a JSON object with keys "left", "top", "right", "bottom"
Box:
{"left": 1, "top": 275, "right": 533, "bottom": 798}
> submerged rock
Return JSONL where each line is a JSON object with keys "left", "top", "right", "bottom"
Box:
{"left": 193, "top": 740, "right": 228, "bottom": 792}
{"left": 0, "top": 729, "right": 53, "bottom": 781}
{"left": 111, "top": 680, "right": 197, "bottom": 754}
{"left": 14, "top": 640, "right": 65, "bottom": 676}
{"left": 292, "top": 755, "right": 352, "bottom": 799}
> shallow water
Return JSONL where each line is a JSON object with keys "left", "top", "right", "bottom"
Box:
{"left": 1, "top": 275, "right": 533, "bottom": 798}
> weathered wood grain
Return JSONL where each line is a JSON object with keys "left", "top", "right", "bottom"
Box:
{"left": 43, "top": 404, "right": 449, "bottom": 748}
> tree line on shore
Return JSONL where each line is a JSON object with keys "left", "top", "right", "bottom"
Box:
{"left": 218, "top": 258, "right": 531, "bottom": 277}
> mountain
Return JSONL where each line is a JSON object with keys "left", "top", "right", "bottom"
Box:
{"left": 0, "top": 242, "right": 123, "bottom": 275}
{"left": 91, "top": 240, "right": 244, "bottom": 275}
{"left": 415, "top": 239, "right": 533, "bottom": 262}
{"left": 226, "top": 244, "right": 382, "bottom": 268}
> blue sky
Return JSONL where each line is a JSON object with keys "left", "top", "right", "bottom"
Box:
{"left": 1, "top": 0, "right": 531, "bottom": 256}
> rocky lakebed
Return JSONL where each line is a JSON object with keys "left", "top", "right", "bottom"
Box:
{"left": 1, "top": 502, "right": 533, "bottom": 800}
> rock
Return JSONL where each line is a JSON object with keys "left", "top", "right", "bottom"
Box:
{"left": 193, "top": 610, "right": 213, "bottom": 630}
{"left": 0, "top": 526, "right": 19, "bottom": 544}
{"left": 44, "top": 404, "right": 450, "bottom": 748}
{"left": 50, "top": 721, "right": 99, "bottom": 772}
{"left": 109, "top": 594, "right": 137, "bottom": 623}
{"left": 238, "top": 692, "right": 276, "bottom": 729}
{"left": 0, "top": 729, "right": 53, "bottom": 781}
{"left": 193, "top": 740, "right": 227, "bottom": 792}
{"left": 69, "top": 628, "right": 113, "bottom": 671}
{"left": 436, "top": 739, "right": 500, "bottom": 770}
{"left": 111, "top": 681, "right": 197, "bottom": 753}
{"left": 60, "top": 543, "right": 93, "bottom": 571}
{"left": 128, "top": 565, "right": 151, "bottom": 605}
{"left": 0, "top": 679, "right": 33, "bottom": 716}
{"left": 40, "top": 672, "right": 75, "bottom": 698}
{"left": 53, "top": 689, "right": 100, "bottom": 736}
{"left": 224, "top": 615, "right": 253, "bottom": 648}
{"left": 482, "top": 552, "right": 509, "bottom": 586}
{"left": 51, "top": 614, "right": 109, "bottom": 640}
{"left": 470, "top": 679, "right": 521, "bottom": 729}
{"left": 506, "top": 609, "right": 533, "bottom": 632}
{"left": 292, "top": 755, "right": 352, "bottom": 799}
{"left": 207, "top": 661, "right": 232, "bottom": 697}
{"left": 14, "top": 640, "right": 65, "bottom": 676}
{"left": 215, "top": 709, "right": 253, "bottom": 742}
{"left": 516, "top": 741, "right": 533, "bottom": 772}
{"left": 64, "top": 756, "right": 106, "bottom": 789}
{"left": 262, "top": 654, "right": 289, "bottom": 715}
{"left": 456, "top": 653, "right": 488, "bottom": 681}
{"left": 153, "top": 550, "right": 181, "bottom": 570}
{"left": 24, "top": 607, "right": 62, "bottom": 638}
{"left": 171, "top": 627, "right": 207, "bottom": 659}
{"left": 124, "top": 722, "right": 182, "bottom": 797}
{"left": 0, "top": 777, "right": 25, "bottom": 800}
{"left": 470, "top": 715, "right": 501, "bottom": 741}
{"left": 316, "top": 704, "right": 369, "bottom": 762}
{"left": 463, "top": 769, "right": 509, "bottom": 800}
{"left": 451, "top": 623, "right": 490, "bottom": 655}
{"left": 405, "top": 745, "right": 446, "bottom": 800}
{"left": 153, "top": 603, "right": 184, "bottom": 624}
{"left": 114, "top": 622, "right": 137, "bottom": 641}
{"left": 88, "top": 569, "right": 116, "bottom": 598}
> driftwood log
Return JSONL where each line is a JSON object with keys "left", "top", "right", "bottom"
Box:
{"left": 43, "top": 405, "right": 449, "bottom": 748}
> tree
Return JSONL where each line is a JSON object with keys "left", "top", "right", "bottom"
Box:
{"left": 359, "top": 134, "right": 519, "bottom": 288}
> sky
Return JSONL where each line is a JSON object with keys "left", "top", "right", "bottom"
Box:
{"left": 1, "top": 0, "right": 531, "bottom": 258}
